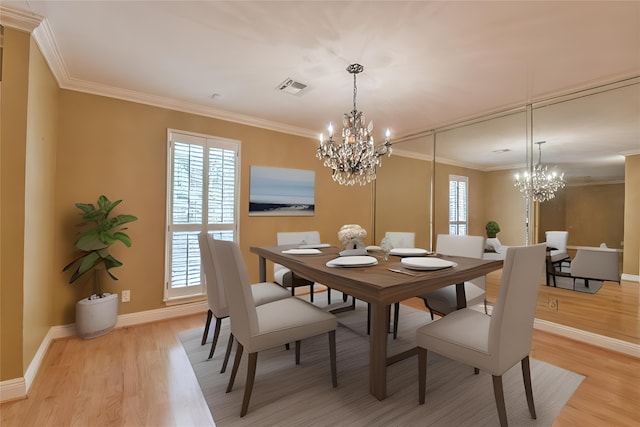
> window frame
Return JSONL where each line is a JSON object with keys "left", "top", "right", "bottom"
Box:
{"left": 448, "top": 174, "right": 468, "bottom": 236}
{"left": 164, "top": 129, "right": 240, "bottom": 302}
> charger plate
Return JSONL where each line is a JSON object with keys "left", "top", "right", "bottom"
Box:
{"left": 326, "top": 256, "right": 378, "bottom": 267}
{"left": 401, "top": 257, "right": 457, "bottom": 270}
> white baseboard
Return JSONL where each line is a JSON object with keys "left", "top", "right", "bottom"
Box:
{"left": 0, "top": 378, "right": 26, "bottom": 403}
{"left": 534, "top": 318, "right": 640, "bottom": 358}
{"left": 621, "top": 273, "right": 639, "bottom": 282}
{"left": 0, "top": 301, "right": 208, "bottom": 403}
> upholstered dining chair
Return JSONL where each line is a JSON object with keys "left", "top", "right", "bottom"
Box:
{"left": 384, "top": 231, "right": 416, "bottom": 248}
{"left": 416, "top": 243, "right": 546, "bottom": 427}
{"left": 274, "top": 231, "right": 334, "bottom": 303}
{"left": 545, "top": 231, "right": 570, "bottom": 266}
{"left": 417, "top": 234, "right": 487, "bottom": 319}
{"left": 210, "top": 238, "right": 338, "bottom": 417}
{"left": 198, "top": 232, "right": 289, "bottom": 367}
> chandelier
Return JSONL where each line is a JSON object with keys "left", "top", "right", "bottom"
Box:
{"left": 514, "top": 141, "right": 565, "bottom": 202}
{"left": 316, "top": 64, "right": 392, "bottom": 186}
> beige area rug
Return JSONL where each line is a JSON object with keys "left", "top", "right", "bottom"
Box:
{"left": 180, "top": 293, "right": 584, "bottom": 426}
{"left": 550, "top": 276, "right": 603, "bottom": 294}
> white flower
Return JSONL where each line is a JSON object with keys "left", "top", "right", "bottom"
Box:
{"left": 338, "top": 224, "right": 367, "bottom": 246}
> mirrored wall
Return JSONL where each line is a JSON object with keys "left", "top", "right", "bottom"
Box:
{"left": 374, "top": 78, "right": 639, "bottom": 344}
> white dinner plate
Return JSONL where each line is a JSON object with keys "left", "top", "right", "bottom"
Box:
{"left": 326, "top": 256, "right": 378, "bottom": 268}
{"left": 298, "top": 243, "right": 331, "bottom": 249}
{"left": 282, "top": 248, "right": 322, "bottom": 255}
{"left": 366, "top": 245, "right": 382, "bottom": 251}
{"left": 401, "top": 257, "right": 457, "bottom": 270}
{"left": 389, "top": 248, "right": 430, "bottom": 257}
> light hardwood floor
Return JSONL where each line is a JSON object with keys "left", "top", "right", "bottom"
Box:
{"left": 2, "top": 278, "right": 639, "bottom": 426}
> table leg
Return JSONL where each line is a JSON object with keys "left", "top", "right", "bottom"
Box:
{"left": 455, "top": 282, "right": 467, "bottom": 310}
{"left": 369, "top": 302, "right": 390, "bottom": 400}
{"left": 258, "top": 255, "right": 266, "bottom": 282}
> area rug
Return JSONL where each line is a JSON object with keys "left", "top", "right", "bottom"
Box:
{"left": 180, "top": 296, "right": 584, "bottom": 426}
{"left": 551, "top": 276, "right": 603, "bottom": 294}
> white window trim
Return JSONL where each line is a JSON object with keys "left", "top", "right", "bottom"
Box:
{"left": 449, "top": 174, "right": 468, "bottom": 236}
{"left": 164, "top": 129, "right": 240, "bottom": 302}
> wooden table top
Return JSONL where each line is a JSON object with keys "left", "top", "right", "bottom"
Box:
{"left": 251, "top": 245, "right": 503, "bottom": 305}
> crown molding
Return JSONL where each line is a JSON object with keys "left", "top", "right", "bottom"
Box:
{"left": 0, "top": 6, "right": 42, "bottom": 32}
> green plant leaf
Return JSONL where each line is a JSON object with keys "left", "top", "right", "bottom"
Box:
{"left": 76, "top": 230, "right": 109, "bottom": 251}
{"left": 113, "top": 231, "right": 132, "bottom": 247}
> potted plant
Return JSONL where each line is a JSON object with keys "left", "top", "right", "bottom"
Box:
{"left": 485, "top": 221, "right": 501, "bottom": 238}
{"left": 63, "top": 195, "right": 137, "bottom": 339}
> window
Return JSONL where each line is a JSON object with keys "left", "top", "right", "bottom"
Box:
{"left": 449, "top": 175, "right": 468, "bottom": 235}
{"left": 165, "top": 130, "right": 239, "bottom": 301}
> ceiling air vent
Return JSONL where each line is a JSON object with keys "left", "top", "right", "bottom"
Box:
{"left": 276, "top": 78, "right": 308, "bottom": 95}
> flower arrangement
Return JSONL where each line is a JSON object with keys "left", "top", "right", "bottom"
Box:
{"left": 338, "top": 224, "right": 367, "bottom": 249}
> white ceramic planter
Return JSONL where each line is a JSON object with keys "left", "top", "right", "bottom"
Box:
{"left": 75, "top": 293, "right": 118, "bottom": 339}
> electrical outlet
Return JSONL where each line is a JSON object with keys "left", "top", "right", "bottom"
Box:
{"left": 122, "top": 290, "right": 131, "bottom": 303}
{"left": 548, "top": 297, "right": 558, "bottom": 311}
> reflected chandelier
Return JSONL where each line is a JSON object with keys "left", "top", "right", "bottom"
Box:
{"left": 514, "top": 141, "right": 565, "bottom": 202}
{"left": 316, "top": 64, "right": 392, "bottom": 186}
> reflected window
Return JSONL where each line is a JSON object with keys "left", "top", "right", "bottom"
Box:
{"left": 449, "top": 175, "right": 468, "bottom": 235}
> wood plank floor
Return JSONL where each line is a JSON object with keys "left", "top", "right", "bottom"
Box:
{"left": 2, "top": 277, "right": 639, "bottom": 426}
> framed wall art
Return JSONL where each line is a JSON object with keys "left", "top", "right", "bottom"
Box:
{"left": 249, "top": 166, "right": 315, "bottom": 216}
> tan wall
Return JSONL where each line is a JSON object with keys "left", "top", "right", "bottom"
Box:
{"left": 1, "top": 27, "right": 29, "bottom": 381}
{"left": 565, "top": 183, "right": 625, "bottom": 248}
{"left": 54, "top": 90, "right": 373, "bottom": 325}
{"left": 624, "top": 155, "right": 639, "bottom": 276}
{"left": 483, "top": 169, "right": 528, "bottom": 246}
{"left": 537, "top": 191, "right": 567, "bottom": 242}
{"left": 22, "top": 38, "right": 59, "bottom": 371}
{"left": 374, "top": 155, "right": 431, "bottom": 249}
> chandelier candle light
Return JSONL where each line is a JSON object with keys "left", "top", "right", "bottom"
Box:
{"left": 317, "top": 64, "right": 392, "bottom": 186}
{"left": 514, "top": 141, "right": 565, "bottom": 202}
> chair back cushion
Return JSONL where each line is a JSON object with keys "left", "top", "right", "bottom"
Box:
{"left": 384, "top": 232, "right": 415, "bottom": 248}
{"left": 210, "top": 239, "right": 259, "bottom": 344}
{"left": 570, "top": 249, "right": 620, "bottom": 282}
{"left": 436, "top": 234, "right": 485, "bottom": 258}
{"left": 274, "top": 231, "right": 321, "bottom": 275}
{"left": 198, "top": 232, "right": 228, "bottom": 317}
{"left": 436, "top": 234, "right": 486, "bottom": 289}
{"left": 545, "top": 231, "right": 568, "bottom": 257}
{"left": 489, "top": 243, "right": 546, "bottom": 373}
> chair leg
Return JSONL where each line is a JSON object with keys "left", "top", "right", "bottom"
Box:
{"left": 220, "top": 333, "right": 234, "bottom": 373}
{"left": 421, "top": 298, "right": 435, "bottom": 320}
{"left": 418, "top": 348, "right": 427, "bottom": 404}
{"left": 329, "top": 330, "right": 337, "bottom": 388}
{"left": 521, "top": 356, "right": 537, "bottom": 419}
{"left": 295, "top": 340, "right": 301, "bottom": 365}
{"left": 226, "top": 342, "right": 244, "bottom": 393}
{"left": 207, "top": 317, "right": 223, "bottom": 360}
{"left": 309, "top": 283, "right": 314, "bottom": 302}
{"left": 240, "top": 352, "right": 258, "bottom": 417}
{"left": 367, "top": 303, "right": 371, "bottom": 334}
{"left": 327, "top": 287, "right": 331, "bottom": 305}
{"left": 342, "top": 292, "right": 348, "bottom": 303}
{"left": 474, "top": 367, "right": 480, "bottom": 375}
{"left": 201, "top": 309, "right": 213, "bottom": 345}
{"left": 393, "top": 302, "right": 400, "bottom": 339}
{"left": 492, "top": 375, "right": 508, "bottom": 427}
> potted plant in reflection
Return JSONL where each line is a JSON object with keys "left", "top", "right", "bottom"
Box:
{"left": 63, "top": 195, "right": 137, "bottom": 339}
{"left": 485, "top": 221, "right": 502, "bottom": 253}
{"left": 485, "top": 221, "right": 500, "bottom": 238}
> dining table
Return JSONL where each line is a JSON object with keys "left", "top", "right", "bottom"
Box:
{"left": 250, "top": 244, "right": 503, "bottom": 401}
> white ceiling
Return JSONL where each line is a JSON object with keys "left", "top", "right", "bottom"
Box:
{"left": 2, "top": 1, "right": 640, "bottom": 183}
